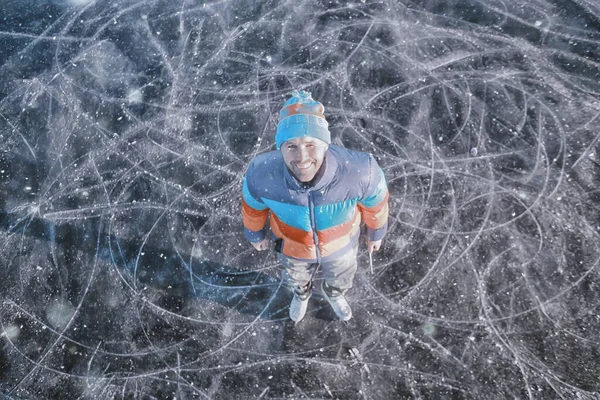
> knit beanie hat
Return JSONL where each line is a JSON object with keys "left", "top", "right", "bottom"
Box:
{"left": 275, "top": 90, "right": 331, "bottom": 149}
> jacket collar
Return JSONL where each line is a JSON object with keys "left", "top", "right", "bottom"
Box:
{"left": 283, "top": 147, "right": 338, "bottom": 191}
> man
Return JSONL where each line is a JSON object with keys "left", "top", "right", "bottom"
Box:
{"left": 241, "top": 90, "right": 389, "bottom": 322}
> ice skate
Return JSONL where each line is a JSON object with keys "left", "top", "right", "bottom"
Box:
{"left": 322, "top": 281, "right": 352, "bottom": 321}
{"left": 289, "top": 285, "right": 311, "bottom": 322}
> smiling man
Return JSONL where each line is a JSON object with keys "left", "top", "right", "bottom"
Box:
{"left": 241, "top": 90, "right": 389, "bottom": 322}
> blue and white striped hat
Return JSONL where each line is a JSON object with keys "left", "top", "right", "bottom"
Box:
{"left": 275, "top": 90, "right": 331, "bottom": 149}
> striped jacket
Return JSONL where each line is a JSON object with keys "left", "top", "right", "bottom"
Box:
{"left": 242, "top": 145, "right": 389, "bottom": 263}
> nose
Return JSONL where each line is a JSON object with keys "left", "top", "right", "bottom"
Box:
{"left": 296, "top": 146, "right": 309, "bottom": 162}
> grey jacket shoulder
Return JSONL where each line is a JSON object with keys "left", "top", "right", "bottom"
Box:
{"left": 245, "top": 150, "right": 284, "bottom": 195}
{"left": 247, "top": 150, "right": 284, "bottom": 176}
{"left": 329, "top": 145, "right": 371, "bottom": 168}
{"left": 328, "top": 145, "right": 375, "bottom": 188}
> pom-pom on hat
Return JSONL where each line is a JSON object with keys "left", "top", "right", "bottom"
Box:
{"left": 275, "top": 90, "right": 331, "bottom": 149}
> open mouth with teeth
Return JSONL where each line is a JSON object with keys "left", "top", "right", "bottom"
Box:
{"left": 295, "top": 163, "right": 313, "bottom": 170}
{"left": 292, "top": 161, "right": 317, "bottom": 181}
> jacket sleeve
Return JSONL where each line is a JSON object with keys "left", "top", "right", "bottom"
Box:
{"left": 241, "top": 172, "right": 270, "bottom": 243}
{"left": 358, "top": 155, "right": 389, "bottom": 241}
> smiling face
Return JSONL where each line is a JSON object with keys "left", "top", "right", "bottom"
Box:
{"left": 281, "top": 137, "right": 329, "bottom": 182}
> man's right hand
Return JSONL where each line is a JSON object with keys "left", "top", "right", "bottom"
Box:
{"left": 251, "top": 239, "right": 270, "bottom": 251}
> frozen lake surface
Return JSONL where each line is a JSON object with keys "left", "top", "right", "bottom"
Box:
{"left": 1, "top": 0, "right": 600, "bottom": 398}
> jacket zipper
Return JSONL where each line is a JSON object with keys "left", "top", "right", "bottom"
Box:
{"left": 308, "top": 191, "right": 321, "bottom": 263}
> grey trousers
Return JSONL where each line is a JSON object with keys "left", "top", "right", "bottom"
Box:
{"left": 277, "top": 246, "right": 358, "bottom": 295}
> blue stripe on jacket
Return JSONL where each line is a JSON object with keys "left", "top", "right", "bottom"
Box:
{"left": 242, "top": 177, "right": 267, "bottom": 210}
{"left": 262, "top": 199, "right": 311, "bottom": 231}
{"left": 315, "top": 200, "right": 358, "bottom": 230}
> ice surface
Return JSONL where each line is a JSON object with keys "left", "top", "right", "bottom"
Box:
{"left": 1, "top": 0, "right": 599, "bottom": 398}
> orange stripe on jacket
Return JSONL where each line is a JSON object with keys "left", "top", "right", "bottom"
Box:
{"left": 281, "top": 240, "right": 318, "bottom": 260}
{"left": 319, "top": 219, "right": 361, "bottom": 258}
{"left": 271, "top": 210, "right": 361, "bottom": 260}
{"left": 358, "top": 191, "right": 390, "bottom": 230}
{"left": 242, "top": 198, "right": 269, "bottom": 232}
{"left": 269, "top": 214, "right": 317, "bottom": 259}
{"left": 270, "top": 213, "right": 314, "bottom": 245}
{"left": 317, "top": 210, "right": 361, "bottom": 244}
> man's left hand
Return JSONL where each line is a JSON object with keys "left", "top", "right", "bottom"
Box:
{"left": 367, "top": 239, "right": 382, "bottom": 253}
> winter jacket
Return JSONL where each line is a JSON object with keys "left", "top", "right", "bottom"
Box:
{"left": 242, "top": 145, "right": 389, "bottom": 263}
